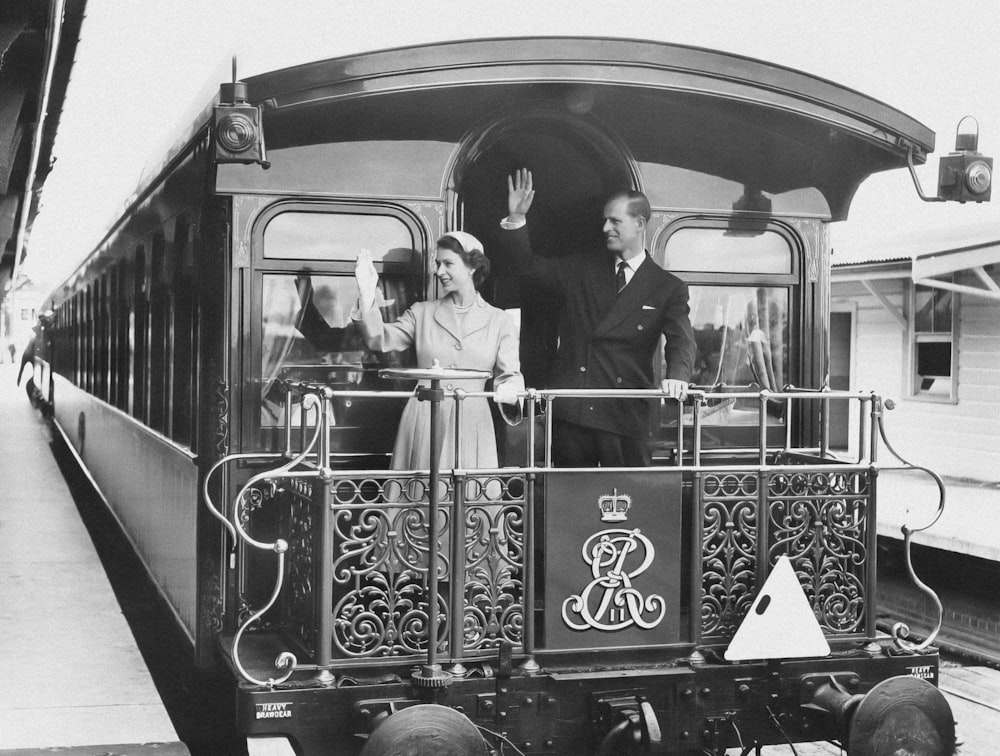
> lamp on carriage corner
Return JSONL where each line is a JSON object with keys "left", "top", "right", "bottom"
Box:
{"left": 908, "top": 116, "right": 992, "bottom": 203}
{"left": 937, "top": 116, "right": 992, "bottom": 202}
{"left": 213, "top": 58, "right": 270, "bottom": 169}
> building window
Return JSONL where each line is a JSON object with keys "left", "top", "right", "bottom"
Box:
{"left": 911, "top": 279, "right": 957, "bottom": 400}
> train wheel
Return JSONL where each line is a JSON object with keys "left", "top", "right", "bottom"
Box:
{"left": 847, "top": 676, "right": 956, "bottom": 756}
{"left": 359, "top": 704, "right": 490, "bottom": 756}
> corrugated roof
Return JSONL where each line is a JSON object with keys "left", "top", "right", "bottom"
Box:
{"left": 832, "top": 220, "right": 1000, "bottom": 267}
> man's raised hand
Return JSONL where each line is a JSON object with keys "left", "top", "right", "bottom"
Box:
{"left": 507, "top": 168, "right": 535, "bottom": 221}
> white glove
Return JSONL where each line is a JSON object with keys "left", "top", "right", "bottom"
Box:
{"left": 355, "top": 249, "right": 379, "bottom": 312}
{"left": 354, "top": 249, "right": 395, "bottom": 311}
{"left": 493, "top": 382, "right": 520, "bottom": 405}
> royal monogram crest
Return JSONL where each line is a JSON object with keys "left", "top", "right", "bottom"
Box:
{"left": 598, "top": 488, "right": 632, "bottom": 522}
{"left": 561, "top": 528, "right": 666, "bottom": 632}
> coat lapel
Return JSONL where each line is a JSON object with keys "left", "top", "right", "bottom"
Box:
{"left": 594, "top": 255, "right": 659, "bottom": 336}
{"left": 433, "top": 299, "right": 463, "bottom": 343}
{"left": 433, "top": 294, "right": 491, "bottom": 342}
{"left": 462, "top": 295, "right": 492, "bottom": 337}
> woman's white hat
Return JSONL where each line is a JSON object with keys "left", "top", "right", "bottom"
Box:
{"left": 441, "top": 231, "right": 484, "bottom": 254}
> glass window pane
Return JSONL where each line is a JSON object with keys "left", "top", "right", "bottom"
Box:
{"left": 916, "top": 341, "right": 951, "bottom": 378}
{"left": 264, "top": 212, "right": 417, "bottom": 262}
{"left": 659, "top": 227, "right": 792, "bottom": 274}
{"left": 660, "top": 284, "right": 789, "bottom": 427}
{"left": 260, "top": 273, "right": 416, "bottom": 429}
{"left": 914, "top": 287, "right": 934, "bottom": 332}
{"left": 915, "top": 284, "right": 953, "bottom": 334}
{"left": 932, "top": 290, "right": 953, "bottom": 333}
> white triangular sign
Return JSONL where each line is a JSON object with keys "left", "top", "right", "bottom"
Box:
{"left": 724, "top": 555, "right": 830, "bottom": 661}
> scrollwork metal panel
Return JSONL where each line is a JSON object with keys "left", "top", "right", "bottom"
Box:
{"left": 236, "top": 471, "right": 527, "bottom": 664}
{"left": 766, "top": 470, "right": 870, "bottom": 634}
{"left": 462, "top": 475, "right": 525, "bottom": 652}
{"left": 284, "top": 480, "right": 315, "bottom": 654}
{"left": 329, "top": 475, "right": 451, "bottom": 658}
{"left": 701, "top": 473, "right": 759, "bottom": 640}
{"left": 701, "top": 467, "right": 872, "bottom": 642}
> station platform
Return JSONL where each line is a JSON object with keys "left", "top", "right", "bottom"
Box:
{"left": 876, "top": 468, "right": 1000, "bottom": 563}
{"left": 0, "top": 364, "right": 189, "bottom": 754}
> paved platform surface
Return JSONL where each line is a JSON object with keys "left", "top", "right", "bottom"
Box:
{"left": 0, "top": 364, "right": 188, "bottom": 754}
{"left": 876, "top": 469, "right": 1000, "bottom": 563}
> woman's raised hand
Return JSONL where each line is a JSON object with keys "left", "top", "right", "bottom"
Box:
{"left": 355, "top": 249, "right": 379, "bottom": 311}
{"left": 507, "top": 168, "right": 535, "bottom": 221}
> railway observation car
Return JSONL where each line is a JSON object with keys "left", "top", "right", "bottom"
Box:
{"left": 32, "top": 38, "right": 987, "bottom": 755}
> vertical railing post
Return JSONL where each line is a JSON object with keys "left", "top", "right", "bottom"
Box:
{"left": 869, "top": 394, "right": 880, "bottom": 465}
{"left": 448, "top": 470, "right": 466, "bottom": 675}
{"left": 520, "top": 391, "right": 539, "bottom": 673}
{"left": 520, "top": 470, "right": 539, "bottom": 674}
{"left": 675, "top": 396, "right": 684, "bottom": 466}
{"left": 314, "top": 390, "right": 335, "bottom": 685}
{"left": 283, "top": 385, "right": 294, "bottom": 456}
{"left": 691, "top": 394, "right": 703, "bottom": 467}
{"left": 864, "top": 394, "right": 881, "bottom": 644}
{"left": 784, "top": 395, "right": 793, "bottom": 455}
{"left": 526, "top": 391, "right": 536, "bottom": 468}
{"left": 757, "top": 390, "right": 771, "bottom": 600}
{"left": 820, "top": 390, "right": 830, "bottom": 459}
{"left": 687, "top": 471, "right": 705, "bottom": 665}
{"left": 413, "top": 378, "right": 449, "bottom": 687}
{"left": 447, "top": 391, "right": 466, "bottom": 675}
{"left": 758, "top": 390, "right": 768, "bottom": 466}
{"left": 544, "top": 396, "right": 554, "bottom": 469}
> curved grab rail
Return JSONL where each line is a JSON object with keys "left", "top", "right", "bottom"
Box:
{"left": 202, "top": 452, "right": 287, "bottom": 547}
{"left": 230, "top": 547, "right": 298, "bottom": 687}
{"left": 230, "top": 393, "right": 327, "bottom": 686}
{"left": 875, "top": 398, "right": 946, "bottom": 653}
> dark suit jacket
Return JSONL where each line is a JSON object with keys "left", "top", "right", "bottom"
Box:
{"left": 498, "top": 225, "right": 696, "bottom": 440}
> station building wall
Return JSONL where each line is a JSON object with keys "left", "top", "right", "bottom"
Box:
{"left": 832, "top": 271, "right": 1000, "bottom": 484}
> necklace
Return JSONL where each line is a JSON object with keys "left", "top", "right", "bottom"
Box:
{"left": 453, "top": 300, "right": 474, "bottom": 312}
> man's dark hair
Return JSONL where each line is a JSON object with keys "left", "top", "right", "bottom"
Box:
{"left": 606, "top": 189, "right": 651, "bottom": 223}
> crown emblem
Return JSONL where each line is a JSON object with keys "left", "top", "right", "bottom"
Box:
{"left": 598, "top": 488, "right": 632, "bottom": 522}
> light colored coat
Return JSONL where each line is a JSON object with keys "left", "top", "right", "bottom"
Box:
{"left": 357, "top": 294, "right": 524, "bottom": 470}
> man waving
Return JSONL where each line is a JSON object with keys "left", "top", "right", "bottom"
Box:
{"left": 496, "top": 168, "right": 696, "bottom": 467}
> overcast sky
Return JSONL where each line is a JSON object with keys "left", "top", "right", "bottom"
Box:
{"left": 22, "top": 0, "right": 1000, "bottom": 293}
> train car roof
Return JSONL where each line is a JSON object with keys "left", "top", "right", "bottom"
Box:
{"left": 234, "top": 36, "right": 933, "bottom": 221}
{"left": 247, "top": 36, "right": 932, "bottom": 146}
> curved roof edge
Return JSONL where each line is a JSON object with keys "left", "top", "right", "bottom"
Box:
{"left": 246, "top": 36, "right": 935, "bottom": 156}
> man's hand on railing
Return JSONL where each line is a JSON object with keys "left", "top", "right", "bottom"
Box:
{"left": 660, "top": 378, "right": 689, "bottom": 401}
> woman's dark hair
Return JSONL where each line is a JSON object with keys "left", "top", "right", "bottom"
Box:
{"left": 436, "top": 235, "right": 491, "bottom": 288}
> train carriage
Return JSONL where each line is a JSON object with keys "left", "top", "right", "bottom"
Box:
{"left": 33, "top": 37, "right": 987, "bottom": 755}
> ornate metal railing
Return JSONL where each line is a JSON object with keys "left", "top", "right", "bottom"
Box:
{"left": 203, "top": 380, "right": 946, "bottom": 687}
{"left": 699, "top": 465, "right": 873, "bottom": 643}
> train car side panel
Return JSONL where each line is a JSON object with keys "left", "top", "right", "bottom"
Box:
{"left": 50, "top": 374, "right": 198, "bottom": 638}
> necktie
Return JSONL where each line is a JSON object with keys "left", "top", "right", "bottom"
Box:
{"left": 616, "top": 260, "right": 628, "bottom": 293}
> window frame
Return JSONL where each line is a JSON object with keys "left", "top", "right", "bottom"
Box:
{"left": 652, "top": 216, "right": 806, "bottom": 449}
{"left": 245, "top": 199, "right": 429, "bottom": 453}
{"left": 908, "top": 278, "right": 959, "bottom": 404}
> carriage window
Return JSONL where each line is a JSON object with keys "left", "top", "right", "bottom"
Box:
{"left": 260, "top": 273, "right": 415, "bottom": 427}
{"left": 264, "top": 212, "right": 417, "bottom": 262}
{"left": 660, "top": 227, "right": 791, "bottom": 274}
{"left": 656, "top": 224, "right": 794, "bottom": 430}
{"left": 911, "top": 280, "right": 956, "bottom": 401}
{"left": 659, "top": 285, "right": 789, "bottom": 426}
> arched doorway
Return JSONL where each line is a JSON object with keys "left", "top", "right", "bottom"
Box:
{"left": 450, "top": 108, "right": 636, "bottom": 388}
